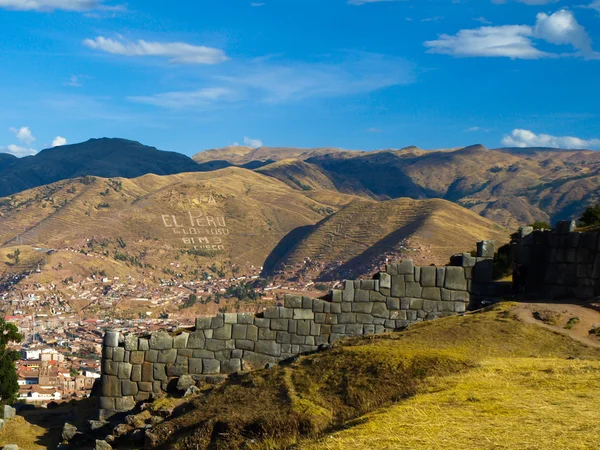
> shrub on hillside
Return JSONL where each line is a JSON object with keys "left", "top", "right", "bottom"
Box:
{"left": 579, "top": 205, "right": 600, "bottom": 227}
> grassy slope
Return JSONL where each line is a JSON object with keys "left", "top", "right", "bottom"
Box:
{"left": 0, "top": 168, "right": 333, "bottom": 282}
{"left": 272, "top": 197, "right": 507, "bottom": 279}
{"left": 303, "top": 305, "right": 600, "bottom": 450}
{"left": 141, "top": 303, "right": 600, "bottom": 450}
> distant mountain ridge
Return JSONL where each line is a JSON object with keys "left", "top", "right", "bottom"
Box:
{"left": 0, "top": 138, "right": 200, "bottom": 198}
{"left": 2, "top": 138, "right": 599, "bottom": 228}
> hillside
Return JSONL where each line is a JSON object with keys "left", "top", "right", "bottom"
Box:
{"left": 265, "top": 197, "right": 507, "bottom": 280}
{"left": 195, "top": 144, "right": 600, "bottom": 228}
{"left": 0, "top": 138, "right": 201, "bottom": 198}
{"left": 192, "top": 145, "right": 346, "bottom": 165}
{"left": 28, "top": 303, "right": 597, "bottom": 450}
{"left": 0, "top": 168, "right": 333, "bottom": 287}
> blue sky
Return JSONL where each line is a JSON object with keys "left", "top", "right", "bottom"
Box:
{"left": 0, "top": 0, "right": 599, "bottom": 157}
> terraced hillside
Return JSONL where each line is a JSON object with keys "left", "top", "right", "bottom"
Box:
{"left": 0, "top": 168, "right": 333, "bottom": 282}
{"left": 265, "top": 197, "right": 507, "bottom": 280}
{"left": 195, "top": 144, "right": 600, "bottom": 228}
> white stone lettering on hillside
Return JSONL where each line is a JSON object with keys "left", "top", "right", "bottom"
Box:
{"left": 159, "top": 193, "right": 229, "bottom": 253}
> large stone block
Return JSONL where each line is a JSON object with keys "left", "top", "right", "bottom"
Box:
{"left": 102, "top": 360, "right": 118, "bottom": 376}
{"left": 131, "top": 365, "right": 142, "bottom": 382}
{"left": 352, "top": 302, "right": 374, "bottom": 313}
{"left": 189, "top": 358, "right": 203, "bottom": 375}
{"left": 284, "top": 295, "right": 302, "bottom": 308}
{"left": 293, "top": 309, "right": 314, "bottom": 320}
{"left": 247, "top": 325, "right": 259, "bottom": 341}
{"left": 397, "top": 260, "right": 414, "bottom": 275}
{"left": 340, "top": 313, "right": 357, "bottom": 324}
{"left": 271, "top": 319, "right": 289, "bottom": 331}
{"left": 444, "top": 267, "right": 468, "bottom": 291}
{"left": 377, "top": 272, "right": 391, "bottom": 289}
{"left": 213, "top": 324, "right": 233, "bottom": 340}
{"left": 112, "top": 347, "right": 125, "bottom": 362}
{"left": 477, "top": 240, "right": 495, "bottom": 258}
{"left": 342, "top": 281, "right": 355, "bottom": 302}
{"left": 124, "top": 334, "right": 138, "bottom": 351}
{"left": 203, "top": 359, "right": 221, "bottom": 374}
{"left": 173, "top": 333, "right": 189, "bottom": 349}
{"left": 237, "top": 313, "right": 255, "bottom": 324}
{"left": 130, "top": 351, "right": 145, "bottom": 365}
{"left": 195, "top": 317, "right": 212, "bottom": 330}
{"left": 221, "top": 359, "right": 242, "bottom": 374}
{"left": 369, "top": 291, "right": 386, "bottom": 302}
{"left": 277, "top": 331, "right": 291, "bottom": 344}
{"left": 114, "top": 396, "right": 135, "bottom": 412}
{"left": 263, "top": 308, "right": 279, "bottom": 319}
{"left": 138, "top": 338, "right": 149, "bottom": 351}
{"left": 158, "top": 349, "right": 177, "bottom": 364}
{"left": 187, "top": 332, "right": 206, "bottom": 349}
{"left": 103, "top": 331, "right": 120, "bottom": 348}
{"left": 232, "top": 324, "right": 248, "bottom": 340}
{"left": 212, "top": 314, "right": 225, "bottom": 328}
{"left": 259, "top": 328, "right": 277, "bottom": 340}
{"left": 436, "top": 267, "right": 446, "bottom": 287}
{"left": 360, "top": 280, "right": 376, "bottom": 291}
{"left": 254, "top": 318, "right": 270, "bottom": 328}
{"left": 236, "top": 339, "right": 255, "bottom": 351}
{"left": 224, "top": 313, "right": 238, "bottom": 324}
{"left": 346, "top": 324, "right": 363, "bottom": 336}
{"left": 153, "top": 363, "right": 167, "bottom": 381}
{"left": 356, "top": 314, "right": 374, "bottom": 324}
{"left": 101, "top": 375, "right": 121, "bottom": 397}
{"left": 99, "top": 396, "right": 115, "bottom": 410}
{"left": 150, "top": 332, "right": 173, "bottom": 350}
{"left": 405, "top": 282, "right": 422, "bottom": 298}
{"left": 420, "top": 267, "right": 436, "bottom": 287}
{"left": 141, "top": 363, "right": 153, "bottom": 382}
{"left": 422, "top": 287, "right": 441, "bottom": 301}
{"left": 371, "top": 302, "right": 389, "bottom": 318}
{"left": 117, "top": 363, "right": 132, "bottom": 380}
{"left": 331, "top": 289, "right": 342, "bottom": 303}
{"left": 297, "top": 320, "right": 310, "bottom": 336}
{"left": 254, "top": 341, "right": 281, "bottom": 357}
{"left": 354, "top": 289, "right": 370, "bottom": 302}
{"left": 121, "top": 380, "right": 138, "bottom": 396}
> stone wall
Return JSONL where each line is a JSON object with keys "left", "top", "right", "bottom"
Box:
{"left": 99, "top": 245, "right": 498, "bottom": 419}
{"left": 513, "top": 220, "right": 600, "bottom": 299}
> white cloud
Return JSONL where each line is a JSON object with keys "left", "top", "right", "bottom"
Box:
{"left": 65, "top": 75, "right": 83, "bottom": 87}
{"left": 84, "top": 36, "right": 229, "bottom": 65}
{"left": 425, "top": 9, "right": 597, "bottom": 59}
{"left": 9, "top": 126, "right": 35, "bottom": 144}
{"left": 0, "top": 144, "right": 36, "bottom": 157}
{"left": 244, "top": 137, "right": 263, "bottom": 148}
{"left": 128, "top": 88, "right": 234, "bottom": 109}
{"left": 473, "top": 17, "right": 492, "bottom": 25}
{"left": 52, "top": 136, "right": 67, "bottom": 147}
{"left": 127, "top": 52, "right": 415, "bottom": 109}
{"left": 0, "top": 0, "right": 122, "bottom": 11}
{"left": 425, "top": 25, "right": 548, "bottom": 59}
{"left": 501, "top": 129, "right": 600, "bottom": 149}
{"left": 533, "top": 9, "right": 596, "bottom": 58}
{"left": 583, "top": 0, "right": 600, "bottom": 12}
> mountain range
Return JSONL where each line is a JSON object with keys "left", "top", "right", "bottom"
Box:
{"left": 0, "top": 137, "right": 597, "bottom": 284}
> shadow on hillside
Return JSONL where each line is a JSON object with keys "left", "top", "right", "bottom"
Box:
{"left": 14, "top": 397, "right": 97, "bottom": 449}
{"left": 316, "top": 218, "right": 426, "bottom": 282}
{"left": 262, "top": 224, "right": 318, "bottom": 276}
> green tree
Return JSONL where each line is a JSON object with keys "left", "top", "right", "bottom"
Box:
{"left": 0, "top": 319, "right": 23, "bottom": 406}
{"left": 579, "top": 205, "right": 600, "bottom": 227}
{"left": 13, "top": 248, "right": 20, "bottom": 265}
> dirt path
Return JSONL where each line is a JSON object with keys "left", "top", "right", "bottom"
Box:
{"left": 513, "top": 301, "right": 600, "bottom": 349}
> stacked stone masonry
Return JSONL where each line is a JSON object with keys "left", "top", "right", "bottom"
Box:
{"left": 100, "top": 247, "right": 496, "bottom": 419}
{"left": 513, "top": 221, "right": 600, "bottom": 299}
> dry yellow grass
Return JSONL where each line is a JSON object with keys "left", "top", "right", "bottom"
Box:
{"left": 303, "top": 357, "right": 600, "bottom": 450}
{"left": 0, "top": 415, "right": 59, "bottom": 449}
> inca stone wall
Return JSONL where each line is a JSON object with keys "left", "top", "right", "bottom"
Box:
{"left": 99, "top": 243, "right": 498, "bottom": 419}
{"left": 513, "top": 220, "right": 600, "bottom": 299}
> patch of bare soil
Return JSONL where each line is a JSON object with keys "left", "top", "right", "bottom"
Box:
{"left": 514, "top": 301, "right": 600, "bottom": 348}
